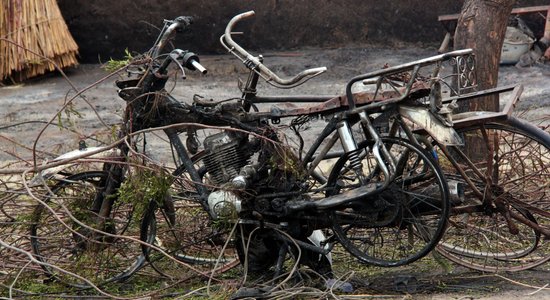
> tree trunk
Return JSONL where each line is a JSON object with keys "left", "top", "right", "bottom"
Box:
{"left": 454, "top": 0, "right": 515, "bottom": 112}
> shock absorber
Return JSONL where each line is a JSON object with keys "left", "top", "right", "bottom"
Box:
{"left": 337, "top": 121, "right": 367, "bottom": 184}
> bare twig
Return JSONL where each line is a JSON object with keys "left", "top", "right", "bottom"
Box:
{"left": 493, "top": 274, "right": 550, "bottom": 292}
{"left": 0, "top": 239, "right": 123, "bottom": 299}
{"left": 0, "top": 121, "right": 280, "bottom": 175}
{"left": 21, "top": 168, "right": 224, "bottom": 283}
{"left": 8, "top": 260, "right": 32, "bottom": 299}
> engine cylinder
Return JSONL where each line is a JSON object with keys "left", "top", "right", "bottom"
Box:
{"left": 203, "top": 131, "right": 250, "bottom": 185}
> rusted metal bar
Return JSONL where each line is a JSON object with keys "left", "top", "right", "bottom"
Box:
{"left": 439, "top": 5, "right": 550, "bottom": 45}
{"left": 544, "top": 8, "right": 550, "bottom": 42}
{"left": 442, "top": 84, "right": 517, "bottom": 104}
{"left": 244, "top": 83, "right": 431, "bottom": 121}
{"left": 439, "top": 32, "right": 452, "bottom": 53}
{"left": 452, "top": 112, "right": 507, "bottom": 128}
{"left": 439, "top": 144, "right": 485, "bottom": 199}
{"left": 438, "top": 5, "right": 550, "bottom": 22}
{"left": 511, "top": 5, "right": 550, "bottom": 14}
{"left": 503, "top": 84, "right": 523, "bottom": 117}
{"left": 252, "top": 95, "right": 334, "bottom": 103}
{"left": 506, "top": 206, "right": 550, "bottom": 238}
{"left": 449, "top": 85, "right": 522, "bottom": 128}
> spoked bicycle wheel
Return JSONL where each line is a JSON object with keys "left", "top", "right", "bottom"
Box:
{"left": 140, "top": 155, "right": 239, "bottom": 279}
{"left": 29, "top": 171, "right": 144, "bottom": 288}
{"left": 436, "top": 117, "right": 550, "bottom": 272}
{"left": 327, "top": 137, "right": 450, "bottom": 267}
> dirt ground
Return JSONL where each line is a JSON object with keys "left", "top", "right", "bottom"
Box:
{"left": 1, "top": 45, "right": 550, "bottom": 299}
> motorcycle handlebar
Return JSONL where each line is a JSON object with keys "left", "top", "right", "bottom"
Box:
{"left": 223, "top": 11, "right": 326, "bottom": 87}
{"left": 151, "top": 16, "right": 193, "bottom": 58}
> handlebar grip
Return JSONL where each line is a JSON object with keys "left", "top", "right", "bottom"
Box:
{"left": 189, "top": 59, "right": 207, "bottom": 74}
{"left": 237, "top": 10, "right": 255, "bottom": 19}
{"left": 305, "top": 67, "right": 328, "bottom": 74}
{"left": 223, "top": 11, "right": 256, "bottom": 59}
{"left": 181, "top": 51, "right": 207, "bottom": 74}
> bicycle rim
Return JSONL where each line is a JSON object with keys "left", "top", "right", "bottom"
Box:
{"left": 436, "top": 118, "right": 550, "bottom": 272}
{"left": 29, "top": 171, "right": 144, "bottom": 288}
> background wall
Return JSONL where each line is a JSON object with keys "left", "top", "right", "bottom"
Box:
{"left": 56, "top": 0, "right": 547, "bottom": 62}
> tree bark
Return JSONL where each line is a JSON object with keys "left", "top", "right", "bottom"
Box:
{"left": 454, "top": 0, "right": 515, "bottom": 112}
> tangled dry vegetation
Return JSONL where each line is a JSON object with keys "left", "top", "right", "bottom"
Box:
{"left": 1, "top": 45, "right": 550, "bottom": 299}
{"left": 0, "top": 55, "right": 371, "bottom": 299}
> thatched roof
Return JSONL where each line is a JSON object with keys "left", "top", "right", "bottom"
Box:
{"left": 1, "top": 0, "right": 79, "bottom": 82}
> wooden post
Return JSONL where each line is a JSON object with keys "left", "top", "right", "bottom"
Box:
{"left": 543, "top": 8, "right": 550, "bottom": 43}
{"left": 454, "top": 0, "right": 516, "bottom": 112}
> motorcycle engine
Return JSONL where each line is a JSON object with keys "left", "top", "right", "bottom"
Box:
{"left": 202, "top": 131, "right": 252, "bottom": 219}
{"left": 203, "top": 131, "right": 250, "bottom": 185}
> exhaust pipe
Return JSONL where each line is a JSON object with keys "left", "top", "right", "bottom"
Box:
{"left": 448, "top": 180, "right": 465, "bottom": 205}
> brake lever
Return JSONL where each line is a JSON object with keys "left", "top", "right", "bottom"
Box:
{"left": 169, "top": 49, "right": 187, "bottom": 79}
{"left": 175, "top": 59, "right": 187, "bottom": 80}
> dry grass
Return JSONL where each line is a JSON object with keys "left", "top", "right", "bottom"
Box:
{"left": 1, "top": 0, "right": 78, "bottom": 82}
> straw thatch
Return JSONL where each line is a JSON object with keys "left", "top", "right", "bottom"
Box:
{"left": 1, "top": 0, "right": 79, "bottom": 82}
